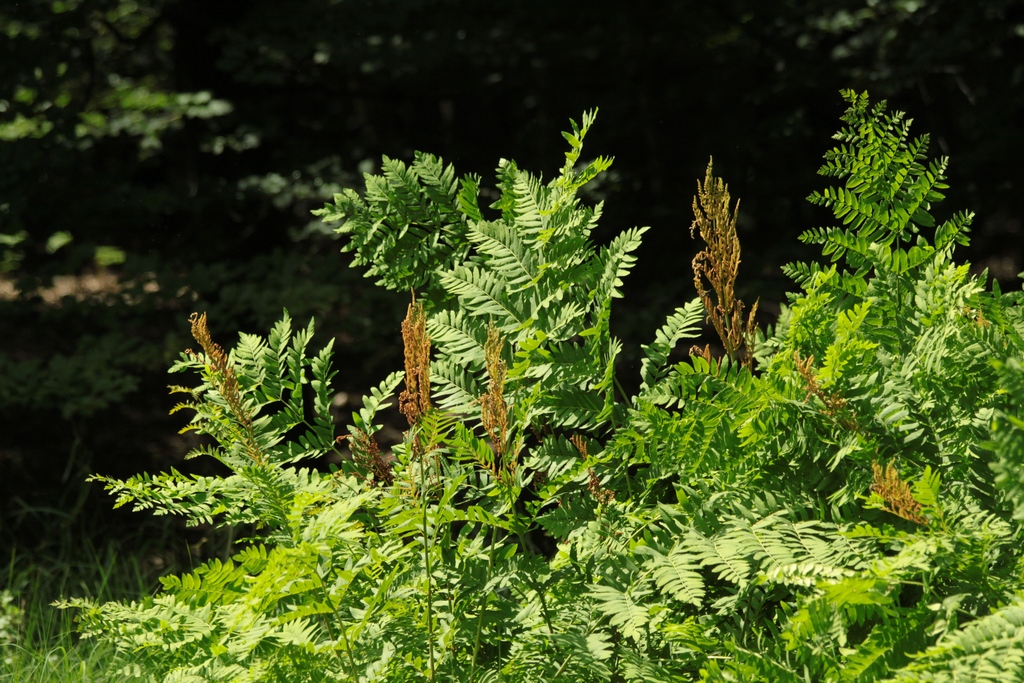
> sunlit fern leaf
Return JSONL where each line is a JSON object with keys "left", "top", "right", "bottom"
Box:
{"left": 538, "top": 229, "right": 593, "bottom": 280}
{"left": 413, "top": 151, "right": 460, "bottom": 216}
{"left": 933, "top": 210, "right": 973, "bottom": 253}
{"left": 734, "top": 514, "right": 867, "bottom": 577}
{"left": 839, "top": 609, "right": 928, "bottom": 683}
{"left": 466, "top": 220, "right": 539, "bottom": 289}
{"left": 884, "top": 598, "right": 1024, "bottom": 683}
{"left": 588, "top": 584, "right": 651, "bottom": 641}
{"left": 532, "top": 297, "right": 589, "bottom": 341}
{"left": 626, "top": 403, "right": 720, "bottom": 480}
{"left": 558, "top": 109, "right": 599, "bottom": 177}
{"left": 636, "top": 543, "right": 705, "bottom": 607}
{"left": 780, "top": 259, "right": 827, "bottom": 292}
{"left": 594, "top": 226, "right": 648, "bottom": 301}
{"left": 457, "top": 173, "right": 483, "bottom": 222}
{"left": 639, "top": 298, "right": 705, "bottom": 395}
{"left": 526, "top": 434, "right": 589, "bottom": 501}
{"left": 540, "top": 384, "right": 607, "bottom": 431}
{"left": 683, "top": 529, "right": 753, "bottom": 587}
{"left": 440, "top": 264, "right": 525, "bottom": 327}
{"left": 535, "top": 491, "right": 598, "bottom": 540}
{"left": 790, "top": 90, "right": 972, "bottom": 296}
{"left": 430, "top": 357, "right": 484, "bottom": 417}
{"left": 313, "top": 154, "right": 473, "bottom": 298}
{"left": 351, "top": 370, "right": 403, "bottom": 436}
{"left": 309, "top": 339, "right": 338, "bottom": 442}
{"left": 619, "top": 647, "right": 696, "bottom": 683}
{"left": 989, "top": 359, "right": 1024, "bottom": 520}
{"left": 514, "top": 337, "right": 594, "bottom": 384}
{"left": 427, "top": 308, "right": 489, "bottom": 365}
{"left": 511, "top": 171, "right": 548, "bottom": 235}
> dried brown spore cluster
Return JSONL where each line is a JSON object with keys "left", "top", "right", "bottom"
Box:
{"left": 793, "top": 351, "right": 858, "bottom": 430}
{"left": 572, "top": 434, "right": 613, "bottom": 506}
{"left": 871, "top": 461, "right": 927, "bottom": 526}
{"left": 400, "top": 299, "right": 432, "bottom": 426}
{"left": 339, "top": 430, "right": 394, "bottom": 487}
{"left": 480, "top": 322, "right": 511, "bottom": 476}
{"left": 689, "top": 159, "right": 759, "bottom": 367}
{"left": 187, "top": 312, "right": 263, "bottom": 465}
{"left": 961, "top": 304, "right": 991, "bottom": 328}
{"left": 396, "top": 298, "right": 447, "bottom": 501}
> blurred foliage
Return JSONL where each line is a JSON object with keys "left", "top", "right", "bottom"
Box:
{"left": 1, "top": 0, "right": 1021, "bottom": 553}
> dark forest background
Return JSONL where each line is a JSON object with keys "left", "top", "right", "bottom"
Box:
{"left": 2, "top": 0, "right": 1022, "bottom": 568}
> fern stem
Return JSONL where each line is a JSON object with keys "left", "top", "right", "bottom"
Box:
{"left": 469, "top": 523, "right": 500, "bottom": 682}
{"left": 340, "top": 628, "right": 358, "bottom": 678}
{"left": 551, "top": 652, "right": 573, "bottom": 678}
{"left": 512, "top": 580, "right": 555, "bottom": 636}
{"left": 313, "top": 573, "right": 352, "bottom": 676}
{"left": 419, "top": 435, "right": 436, "bottom": 680}
{"left": 612, "top": 374, "right": 630, "bottom": 423}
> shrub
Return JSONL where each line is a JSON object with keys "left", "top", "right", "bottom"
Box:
{"left": 61, "top": 91, "right": 1024, "bottom": 682}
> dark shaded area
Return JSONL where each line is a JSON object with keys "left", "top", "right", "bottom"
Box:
{"left": 1, "top": 0, "right": 1022, "bottom": 561}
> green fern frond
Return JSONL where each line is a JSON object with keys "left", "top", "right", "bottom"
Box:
{"left": 594, "top": 226, "right": 648, "bottom": 301}
{"left": 635, "top": 543, "right": 705, "bottom": 607}
{"left": 683, "top": 529, "right": 753, "bottom": 587}
{"left": 789, "top": 90, "right": 973, "bottom": 296}
{"left": 467, "top": 220, "right": 539, "bottom": 289}
{"left": 427, "top": 308, "right": 489, "bottom": 365}
{"left": 351, "top": 370, "right": 404, "bottom": 436}
{"left": 430, "top": 357, "right": 484, "bottom": 416}
{"left": 885, "top": 598, "right": 1024, "bottom": 683}
{"left": 68, "top": 96, "right": 1024, "bottom": 683}
{"left": 440, "top": 264, "right": 525, "bottom": 327}
{"left": 639, "top": 298, "right": 705, "bottom": 395}
{"left": 588, "top": 584, "right": 651, "bottom": 641}
{"left": 989, "top": 358, "right": 1024, "bottom": 519}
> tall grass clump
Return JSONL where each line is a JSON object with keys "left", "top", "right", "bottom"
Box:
{"left": 1, "top": 532, "right": 178, "bottom": 682}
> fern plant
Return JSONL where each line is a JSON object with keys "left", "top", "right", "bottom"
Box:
{"left": 62, "top": 92, "right": 1024, "bottom": 682}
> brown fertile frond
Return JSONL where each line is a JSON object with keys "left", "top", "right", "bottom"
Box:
{"left": 189, "top": 312, "right": 230, "bottom": 378}
{"left": 793, "top": 351, "right": 858, "bottom": 430}
{"left": 690, "top": 158, "right": 759, "bottom": 367}
{"left": 480, "top": 321, "right": 513, "bottom": 477}
{"left": 689, "top": 343, "right": 713, "bottom": 364}
{"left": 961, "top": 305, "right": 990, "bottom": 328}
{"left": 400, "top": 298, "right": 432, "bottom": 425}
{"left": 570, "top": 434, "right": 588, "bottom": 459}
{"left": 572, "top": 434, "right": 613, "bottom": 505}
{"left": 794, "top": 352, "right": 823, "bottom": 400}
{"left": 871, "top": 461, "right": 927, "bottom": 526}
{"left": 588, "top": 468, "right": 615, "bottom": 506}
{"left": 339, "top": 430, "right": 394, "bottom": 487}
{"left": 187, "top": 312, "right": 263, "bottom": 465}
